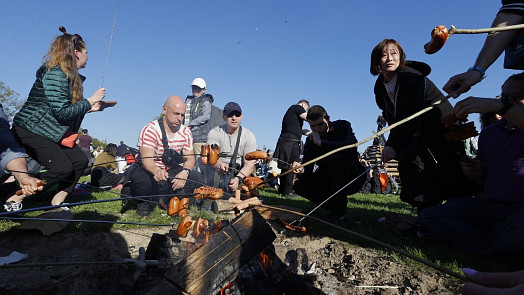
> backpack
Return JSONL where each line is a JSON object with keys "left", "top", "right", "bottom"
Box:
{"left": 210, "top": 103, "right": 225, "bottom": 129}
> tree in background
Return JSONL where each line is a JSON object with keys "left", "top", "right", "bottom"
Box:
{"left": 91, "top": 138, "right": 107, "bottom": 150}
{"left": 0, "top": 81, "right": 25, "bottom": 122}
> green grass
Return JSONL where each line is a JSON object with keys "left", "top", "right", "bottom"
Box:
{"left": 1, "top": 178, "right": 522, "bottom": 277}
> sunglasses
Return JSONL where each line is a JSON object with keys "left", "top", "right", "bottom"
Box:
{"left": 226, "top": 111, "right": 241, "bottom": 118}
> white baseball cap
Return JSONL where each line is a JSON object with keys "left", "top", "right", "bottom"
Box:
{"left": 191, "top": 77, "right": 206, "bottom": 89}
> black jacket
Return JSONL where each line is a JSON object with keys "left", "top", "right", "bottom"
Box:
{"left": 373, "top": 61, "right": 448, "bottom": 161}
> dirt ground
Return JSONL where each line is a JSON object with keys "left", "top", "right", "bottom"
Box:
{"left": 0, "top": 221, "right": 462, "bottom": 295}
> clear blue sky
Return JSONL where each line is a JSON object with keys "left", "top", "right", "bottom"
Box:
{"left": 0, "top": 1, "right": 513, "bottom": 152}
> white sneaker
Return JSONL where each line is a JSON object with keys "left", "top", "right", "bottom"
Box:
{"left": 3, "top": 201, "right": 23, "bottom": 212}
{"left": 59, "top": 203, "right": 70, "bottom": 211}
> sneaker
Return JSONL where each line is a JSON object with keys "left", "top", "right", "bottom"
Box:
{"left": 283, "top": 192, "right": 301, "bottom": 198}
{"left": 58, "top": 203, "right": 70, "bottom": 211}
{"left": 3, "top": 201, "right": 22, "bottom": 212}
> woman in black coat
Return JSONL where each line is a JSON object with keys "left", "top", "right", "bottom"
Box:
{"left": 370, "top": 39, "right": 472, "bottom": 212}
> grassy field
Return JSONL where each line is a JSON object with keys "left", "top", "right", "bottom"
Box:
{"left": 1, "top": 178, "right": 522, "bottom": 277}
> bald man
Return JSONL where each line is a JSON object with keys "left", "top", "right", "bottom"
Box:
{"left": 130, "top": 95, "right": 201, "bottom": 218}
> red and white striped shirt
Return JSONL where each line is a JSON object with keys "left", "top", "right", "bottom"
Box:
{"left": 137, "top": 120, "right": 193, "bottom": 170}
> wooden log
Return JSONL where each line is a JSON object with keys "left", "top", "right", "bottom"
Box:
{"left": 211, "top": 199, "right": 234, "bottom": 213}
{"left": 163, "top": 209, "right": 276, "bottom": 295}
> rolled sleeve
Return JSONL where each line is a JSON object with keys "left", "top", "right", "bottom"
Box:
{"left": 0, "top": 146, "right": 27, "bottom": 172}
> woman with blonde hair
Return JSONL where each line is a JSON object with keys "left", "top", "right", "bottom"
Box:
{"left": 12, "top": 26, "right": 106, "bottom": 209}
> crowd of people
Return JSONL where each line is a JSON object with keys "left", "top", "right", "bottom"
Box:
{"left": 1, "top": 1, "right": 524, "bottom": 293}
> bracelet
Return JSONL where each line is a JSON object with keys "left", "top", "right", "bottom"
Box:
{"left": 238, "top": 171, "right": 246, "bottom": 178}
{"left": 236, "top": 175, "right": 244, "bottom": 183}
{"left": 468, "top": 66, "right": 486, "bottom": 80}
{"left": 182, "top": 168, "right": 191, "bottom": 175}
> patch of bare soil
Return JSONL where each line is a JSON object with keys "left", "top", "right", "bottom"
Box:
{"left": 273, "top": 235, "right": 462, "bottom": 295}
{"left": 0, "top": 225, "right": 461, "bottom": 295}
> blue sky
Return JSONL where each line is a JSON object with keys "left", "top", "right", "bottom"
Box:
{"left": 0, "top": 1, "right": 513, "bottom": 152}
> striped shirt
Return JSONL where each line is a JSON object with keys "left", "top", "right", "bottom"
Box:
{"left": 137, "top": 120, "right": 193, "bottom": 169}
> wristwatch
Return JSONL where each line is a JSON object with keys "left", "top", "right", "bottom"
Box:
{"left": 182, "top": 168, "right": 191, "bottom": 175}
{"left": 236, "top": 175, "right": 244, "bottom": 183}
{"left": 497, "top": 95, "right": 514, "bottom": 116}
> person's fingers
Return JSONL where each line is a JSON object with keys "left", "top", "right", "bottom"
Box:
{"left": 464, "top": 269, "right": 524, "bottom": 288}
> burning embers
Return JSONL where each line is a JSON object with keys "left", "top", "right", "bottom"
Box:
{"left": 140, "top": 210, "right": 277, "bottom": 295}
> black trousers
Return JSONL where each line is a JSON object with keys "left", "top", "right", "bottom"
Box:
{"left": 275, "top": 137, "right": 301, "bottom": 195}
{"left": 13, "top": 125, "right": 88, "bottom": 194}
{"left": 293, "top": 153, "right": 366, "bottom": 215}
{"left": 130, "top": 164, "right": 203, "bottom": 212}
{"left": 398, "top": 140, "right": 473, "bottom": 211}
{"left": 90, "top": 167, "right": 123, "bottom": 187}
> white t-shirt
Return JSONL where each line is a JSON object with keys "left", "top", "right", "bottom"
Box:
{"left": 137, "top": 120, "right": 193, "bottom": 170}
{"left": 207, "top": 125, "right": 257, "bottom": 166}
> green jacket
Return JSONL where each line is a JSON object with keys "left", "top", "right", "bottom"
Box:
{"left": 14, "top": 66, "right": 91, "bottom": 143}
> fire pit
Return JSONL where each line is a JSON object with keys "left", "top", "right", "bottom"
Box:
{"left": 136, "top": 209, "right": 328, "bottom": 295}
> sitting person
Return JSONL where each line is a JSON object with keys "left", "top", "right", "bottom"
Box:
{"left": 130, "top": 95, "right": 201, "bottom": 218}
{"left": 207, "top": 102, "right": 257, "bottom": 194}
{"left": 12, "top": 27, "right": 106, "bottom": 208}
{"left": 419, "top": 73, "right": 524, "bottom": 257}
{"left": 292, "top": 105, "right": 366, "bottom": 222}
{"left": 90, "top": 143, "right": 123, "bottom": 187}
{"left": 1, "top": 104, "right": 42, "bottom": 211}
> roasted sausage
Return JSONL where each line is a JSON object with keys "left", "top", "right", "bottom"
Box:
{"left": 192, "top": 218, "right": 209, "bottom": 238}
{"left": 445, "top": 122, "right": 478, "bottom": 141}
{"left": 100, "top": 100, "right": 118, "bottom": 107}
{"left": 193, "top": 186, "right": 225, "bottom": 200}
{"left": 243, "top": 176, "right": 264, "bottom": 191}
{"left": 177, "top": 215, "right": 193, "bottom": 238}
{"left": 178, "top": 198, "right": 190, "bottom": 217}
{"left": 168, "top": 197, "right": 180, "bottom": 216}
{"left": 244, "top": 150, "right": 268, "bottom": 161}
{"left": 201, "top": 145, "right": 209, "bottom": 165}
{"left": 424, "top": 25, "right": 449, "bottom": 54}
{"left": 277, "top": 218, "right": 306, "bottom": 233}
{"left": 208, "top": 144, "right": 220, "bottom": 165}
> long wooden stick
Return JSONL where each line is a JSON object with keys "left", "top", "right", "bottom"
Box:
{"left": 267, "top": 94, "right": 451, "bottom": 184}
{"left": 449, "top": 23, "right": 524, "bottom": 36}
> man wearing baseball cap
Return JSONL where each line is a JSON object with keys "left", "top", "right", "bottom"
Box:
{"left": 206, "top": 102, "right": 257, "bottom": 193}
{"left": 184, "top": 77, "right": 215, "bottom": 185}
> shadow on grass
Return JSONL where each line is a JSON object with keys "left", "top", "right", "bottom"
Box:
{"left": 259, "top": 188, "right": 524, "bottom": 274}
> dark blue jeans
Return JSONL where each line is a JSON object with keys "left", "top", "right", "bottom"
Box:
{"left": 419, "top": 197, "right": 524, "bottom": 256}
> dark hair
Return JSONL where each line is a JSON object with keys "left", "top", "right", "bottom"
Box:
{"left": 105, "top": 143, "right": 118, "bottom": 157}
{"left": 480, "top": 112, "right": 499, "bottom": 129}
{"left": 370, "top": 39, "right": 406, "bottom": 76}
{"left": 297, "top": 99, "right": 310, "bottom": 106}
{"left": 306, "top": 105, "right": 329, "bottom": 121}
{"left": 82, "top": 129, "right": 88, "bottom": 134}
{"left": 502, "top": 72, "right": 524, "bottom": 89}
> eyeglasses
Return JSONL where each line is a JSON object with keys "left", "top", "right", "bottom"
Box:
{"left": 226, "top": 111, "right": 241, "bottom": 118}
{"left": 500, "top": 93, "right": 524, "bottom": 103}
